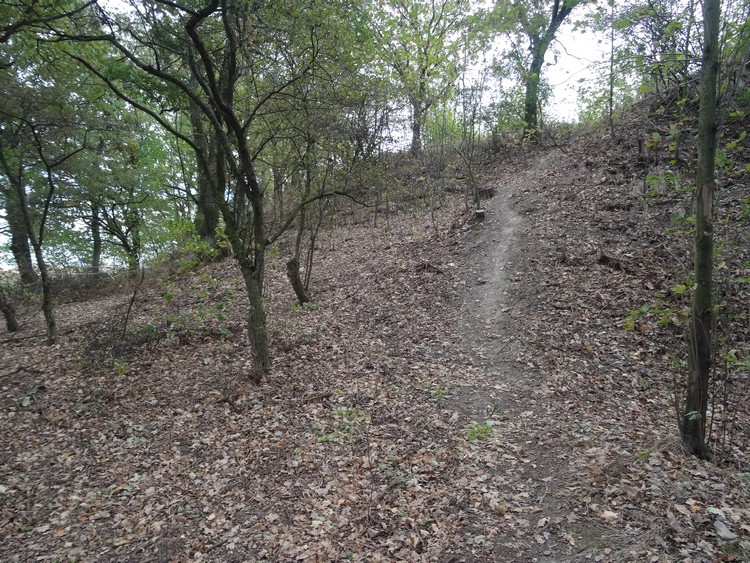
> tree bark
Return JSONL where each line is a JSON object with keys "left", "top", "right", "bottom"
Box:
{"left": 411, "top": 99, "right": 423, "bottom": 155}
{"left": 4, "top": 185, "right": 39, "bottom": 286}
{"left": 241, "top": 265, "right": 270, "bottom": 380}
{"left": 125, "top": 208, "right": 141, "bottom": 274}
{"left": 523, "top": 47, "right": 545, "bottom": 137}
{"left": 0, "top": 289, "right": 19, "bottom": 332}
{"left": 286, "top": 257, "right": 310, "bottom": 305}
{"left": 193, "top": 143, "right": 220, "bottom": 246}
{"left": 287, "top": 205, "right": 310, "bottom": 305}
{"left": 683, "top": 0, "right": 719, "bottom": 458}
{"left": 15, "top": 181, "right": 56, "bottom": 343}
{"left": 186, "top": 81, "right": 220, "bottom": 246}
{"left": 521, "top": 0, "right": 579, "bottom": 139}
{"left": 90, "top": 204, "right": 102, "bottom": 274}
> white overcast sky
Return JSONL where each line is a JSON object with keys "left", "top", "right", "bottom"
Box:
{"left": 546, "top": 11, "right": 608, "bottom": 121}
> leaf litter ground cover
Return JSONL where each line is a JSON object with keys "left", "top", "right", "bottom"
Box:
{"left": 1, "top": 129, "right": 749, "bottom": 561}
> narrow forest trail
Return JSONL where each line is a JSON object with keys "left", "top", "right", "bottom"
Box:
{"left": 448, "top": 149, "right": 603, "bottom": 561}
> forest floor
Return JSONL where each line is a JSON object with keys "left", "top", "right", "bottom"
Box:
{"left": 1, "top": 129, "right": 749, "bottom": 562}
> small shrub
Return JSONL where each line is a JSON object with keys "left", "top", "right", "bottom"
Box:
{"left": 466, "top": 422, "right": 493, "bottom": 443}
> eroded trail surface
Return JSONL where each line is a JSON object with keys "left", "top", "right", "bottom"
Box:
{"left": 447, "top": 150, "right": 597, "bottom": 561}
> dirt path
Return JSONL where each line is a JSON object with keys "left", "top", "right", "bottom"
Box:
{"left": 449, "top": 149, "right": 603, "bottom": 561}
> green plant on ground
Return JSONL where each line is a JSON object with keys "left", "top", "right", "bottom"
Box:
{"left": 466, "top": 422, "right": 493, "bottom": 443}
{"left": 134, "top": 322, "right": 158, "bottom": 342}
{"left": 113, "top": 357, "right": 129, "bottom": 376}
{"left": 486, "top": 403, "right": 501, "bottom": 415}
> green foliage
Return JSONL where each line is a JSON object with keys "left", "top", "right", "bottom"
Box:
{"left": 466, "top": 422, "right": 493, "bottom": 443}
{"left": 623, "top": 301, "right": 685, "bottom": 331}
{"left": 134, "top": 323, "right": 158, "bottom": 342}
{"left": 113, "top": 357, "right": 129, "bottom": 377}
{"left": 367, "top": 0, "right": 479, "bottom": 151}
{"left": 425, "top": 103, "right": 463, "bottom": 145}
{"left": 486, "top": 404, "right": 501, "bottom": 416}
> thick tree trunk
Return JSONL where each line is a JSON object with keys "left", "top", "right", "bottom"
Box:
{"left": 0, "top": 289, "right": 19, "bottom": 332}
{"left": 683, "top": 0, "right": 719, "bottom": 458}
{"left": 5, "top": 188, "right": 38, "bottom": 286}
{"left": 195, "top": 181, "right": 220, "bottom": 245}
{"left": 241, "top": 265, "right": 271, "bottom": 380}
{"left": 523, "top": 33, "right": 553, "bottom": 140}
{"left": 521, "top": 1, "right": 578, "bottom": 140}
{"left": 194, "top": 153, "right": 220, "bottom": 245}
{"left": 523, "top": 51, "right": 543, "bottom": 137}
{"left": 186, "top": 83, "right": 220, "bottom": 246}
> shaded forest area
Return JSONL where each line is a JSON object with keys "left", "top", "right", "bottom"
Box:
{"left": 2, "top": 0, "right": 750, "bottom": 560}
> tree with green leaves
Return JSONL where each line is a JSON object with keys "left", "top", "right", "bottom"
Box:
{"left": 58, "top": 0, "right": 370, "bottom": 378}
{"left": 0, "top": 70, "right": 87, "bottom": 342}
{"left": 0, "top": 18, "right": 106, "bottom": 341}
{"left": 682, "top": 0, "right": 720, "bottom": 459}
{"left": 0, "top": 0, "right": 94, "bottom": 46}
{"left": 368, "top": 0, "right": 473, "bottom": 154}
{"left": 497, "top": 0, "right": 588, "bottom": 138}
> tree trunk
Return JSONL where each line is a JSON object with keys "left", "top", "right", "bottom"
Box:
{"left": 194, "top": 139, "right": 220, "bottom": 246}
{"left": 90, "top": 205, "right": 102, "bottom": 274}
{"left": 521, "top": 0, "right": 579, "bottom": 140}
{"left": 4, "top": 187, "right": 39, "bottom": 286}
{"left": 194, "top": 175, "right": 220, "bottom": 245}
{"left": 37, "top": 246, "right": 57, "bottom": 344}
{"left": 286, "top": 206, "right": 310, "bottom": 305}
{"left": 523, "top": 32, "right": 553, "bottom": 140}
{"left": 287, "top": 257, "right": 310, "bottom": 305}
{"left": 0, "top": 289, "right": 19, "bottom": 332}
{"left": 273, "top": 165, "right": 284, "bottom": 222}
{"left": 411, "top": 100, "right": 423, "bottom": 155}
{"left": 9, "top": 168, "right": 56, "bottom": 343}
{"left": 23, "top": 210, "right": 56, "bottom": 343}
{"left": 241, "top": 265, "right": 271, "bottom": 380}
{"left": 218, "top": 162, "right": 271, "bottom": 379}
{"left": 126, "top": 209, "right": 141, "bottom": 274}
{"left": 186, "top": 82, "right": 220, "bottom": 246}
{"left": 523, "top": 49, "right": 544, "bottom": 137}
{"left": 683, "top": 0, "right": 719, "bottom": 458}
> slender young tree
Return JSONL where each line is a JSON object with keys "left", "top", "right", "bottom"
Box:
{"left": 683, "top": 0, "right": 720, "bottom": 458}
